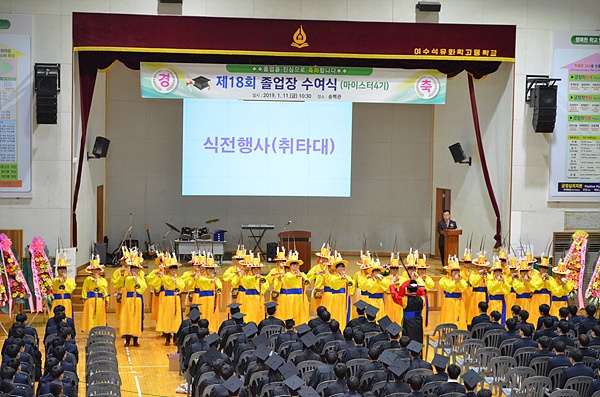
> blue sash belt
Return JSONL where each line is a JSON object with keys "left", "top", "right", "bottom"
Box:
{"left": 552, "top": 296, "right": 568, "bottom": 302}
{"left": 238, "top": 286, "right": 246, "bottom": 292}
{"left": 195, "top": 289, "right": 215, "bottom": 297}
{"left": 245, "top": 289, "right": 259, "bottom": 295}
{"left": 473, "top": 287, "right": 489, "bottom": 303}
{"left": 164, "top": 290, "right": 175, "bottom": 296}
{"left": 404, "top": 311, "right": 422, "bottom": 319}
{"left": 361, "top": 292, "right": 384, "bottom": 299}
{"left": 54, "top": 294, "right": 71, "bottom": 299}
{"left": 489, "top": 295, "right": 506, "bottom": 323}
{"left": 324, "top": 287, "right": 346, "bottom": 294}
{"left": 516, "top": 293, "right": 532, "bottom": 299}
{"left": 126, "top": 292, "right": 143, "bottom": 298}
{"left": 536, "top": 288, "right": 551, "bottom": 295}
{"left": 280, "top": 288, "right": 303, "bottom": 294}
{"left": 86, "top": 292, "right": 104, "bottom": 298}
{"left": 444, "top": 292, "right": 462, "bottom": 299}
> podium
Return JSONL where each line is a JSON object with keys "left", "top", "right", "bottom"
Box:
{"left": 278, "top": 231, "right": 311, "bottom": 273}
{"left": 443, "top": 229, "right": 462, "bottom": 266}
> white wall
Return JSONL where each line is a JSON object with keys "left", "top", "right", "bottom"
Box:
{"left": 105, "top": 63, "right": 432, "bottom": 252}
{"left": 0, "top": 0, "right": 597, "bottom": 264}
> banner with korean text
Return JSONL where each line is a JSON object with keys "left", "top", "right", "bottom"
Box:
{"left": 140, "top": 62, "right": 446, "bottom": 104}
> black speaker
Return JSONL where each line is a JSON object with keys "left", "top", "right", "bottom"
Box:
{"left": 92, "top": 137, "right": 110, "bottom": 158}
{"left": 35, "top": 63, "right": 60, "bottom": 125}
{"left": 266, "top": 242, "right": 278, "bottom": 262}
{"left": 532, "top": 85, "right": 557, "bottom": 132}
{"left": 448, "top": 143, "right": 467, "bottom": 163}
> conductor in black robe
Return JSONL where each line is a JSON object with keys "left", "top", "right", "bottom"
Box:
{"left": 391, "top": 279, "right": 424, "bottom": 344}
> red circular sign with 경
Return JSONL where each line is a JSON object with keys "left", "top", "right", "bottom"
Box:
{"left": 415, "top": 74, "right": 440, "bottom": 99}
{"left": 151, "top": 68, "right": 178, "bottom": 93}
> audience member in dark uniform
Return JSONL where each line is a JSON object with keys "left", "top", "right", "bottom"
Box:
{"left": 346, "top": 301, "right": 368, "bottom": 331}
{"left": 590, "top": 326, "right": 600, "bottom": 346}
{"left": 339, "top": 376, "right": 361, "bottom": 397}
{"left": 425, "top": 354, "right": 449, "bottom": 384}
{"left": 208, "top": 367, "right": 238, "bottom": 397}
{"left": 378, "top": 362, "right": 410, "bottom": 396}
{"left": 555, "top": 307, "right": 574, "bottom": 330}
{"left": 513, "top": 324, "right": 538, "bottom": 351}
{"left": 396, "top": 335, "right": 412, "bottom": 359}
{"left": 579, "top": 305, "right": 599, "bottom": 335}
{"left": 579, "top": 334, "right": 598, "bottom": 359}
{"left": 499, "top": 318, "right": 520, "bottom": 346}
{"left": 0, "top": 379, "right": 13, "bottom": 397}
{"left": 175, "top": 304, "right": 200, "bottom": 347}
{"left": 323, "top": 363, "right": 348, "bottom": 397}
{"left": 515, "top": 310, "right": 534, "bottom": 332}
{"left": 536, "top": 304, "right": 558, "bottom": 330}
{"left": 434, "top": 364, "right": 466, "bottom": 396}
{"left": 484, "top": 311, "right": 504, "bottom": 334}
{"left": 232, "top": 323, "right": 261, "bottom": 370}
{"left": 313, "top": 310, "right": 332, "bottom": 336}
{"left": 547, "top": 341, "right": 571, "bottom": 376}
{"left": 405, "top": 374, "right": 425, "bottom": 397}
{"left": 243, "top": 346, "right": 269, "bottom": 388}
{"left": 379, "top": 322, "right": 402, "bottom": 351}
{"left": 360, "top": 350, "right": 395, "bottom": 392}
{"left": 553, "top": 321, "right": 575, "bottom": 347}
{"left": 221, "top": 313, "right": 246, "bottom": 357}
{"left": 359, "top": 306, "right": 380, "bottom": 334}
{"left": 218, "top": 303, "right": 241, "bottom": 336}
{"left": 292, "top": 332, "right": 321, "bottom": 365}
{"left": 469, "top": 301, "right": 490, "bottom": 331}
{"left": 308, "top": 350, "right": 337, "bottom": 389}
{"left": 338, "top": 327, "right": 355, "bottom": 352}
{"left": 50, "top": 346, "right": 75, "bottom": 373}
{"left": 534, "top": 317, "right": 557, "bottom": 341}
{"left": 355, "top": 347, "right": 383, "bottom": 381}
{"left": 587, "top": 366, "right": 600, "bottom": 397}
{"left": 257, "top": 302, "right": 285, "bottom": 333}
{"left": 527, "top": 336, "right": 555, "bottom": 365}
{"left": 5, "top": 359, "right": 30, "bottom": 386}
{"left": 461, "top": 369, "right": 485, "bottom": 397}
{"left": 274, "top": 319, "right": 299, "bottom": 353}
{"left": 185, "top": 327, "right": 211, "bottom": 369}
{"left": 365, "top": 321, "right": 390, "bottom": 350}
{"left": 510, "top": 305, "right": 521, "bottom": 321}
{"left": 44, "top": 306, "right": 75, "bottom": 341}
{"left": 317, "top": 320, "right": 345, "bottom": 353}
{"left": 309, "top": 306, "right": 327, "bottom": 331}
{"left": 559, "top": 349, "right": 594, "bottom": 388}
{"left": 197, "top": 359, "right": 227, "bottom": 397}
{"left": 339, "top": 331, "right": 368, "bottom": 363}
{"left": 569, "top": 304, "right": 583, "bottom": 327}
{"left": 407, "top": 341, "right": 432, "bottom": 370}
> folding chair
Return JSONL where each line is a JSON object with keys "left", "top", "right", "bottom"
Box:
{"left": 442, "top": 330, "right": 471, "bottom": 357}
{"left": 315, "top": 380, "right": 336, "bottom": 397}
{"left": 422, "top": 381, "right": 446, "bottom": 397}
{"left": 517, "top": 376, "right": 551, "bottom": 397}
{"left": 469, "top": 323, "right": 488, "bottom": 340}
{"left": 358, "top": 370, "right": 385, "bottom": 392}
{"left": 483, "top": 355, "right": 517, "bottom": 395}
{"left": 454, "top": 338, "right": 484, "bottom": 369}
{"left": 529, "top": 356, "right": 551, "bottom": 377}
{"left": 346, "top": 358, "right": 370, "bottom": 378}
{"left": 499, "top": 338, "right": 519, "bottom": 356}
{"left": 482, "top": 329, "right": 505, "bottom": 348}
{"left": 502, "top": 366, "right": 535, "bottom": 397}
{"left": 513, "top": 347, "right": 537, "bottom": 367}
{"left": 563, "top": 375, "right": 594, "bottom": 396}
{"left": 260, "top": 324, "right": 284, "bottom": 338}
{"left": 260, "top": 381, "right": 283, "bottom": 397}
{"left": 426, "top": 323, "right": 458, "bottom": 360}
{"left": 548, "top": 366, "right": 568, "bottom": 390}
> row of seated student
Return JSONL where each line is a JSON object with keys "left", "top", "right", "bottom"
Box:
{"left": 176, "top": 300, "right": 494, "bottom": 397}
{"left": 0, "top": 308, "right": 78, "bottom": 397}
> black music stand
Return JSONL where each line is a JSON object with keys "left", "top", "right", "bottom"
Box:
{"left": 241, "top": 224, "right": 274, "bottom": 254}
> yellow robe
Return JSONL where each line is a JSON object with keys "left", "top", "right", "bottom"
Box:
{"left": 323, "top": 273, "right": 356, "bottom": 330}
{"left": 224, "top": 264, "right": 246, "bottom": 310}
{"left": 183, "top": 273, "right": 222, "bottom": 333}
{"left": 119, "top": 275, "right": 147, "bottom": 336}
{"left": 384, "top": 275, "right": 404, "bottom": 325}
{"left": 307, "top": 263, "right": 328, "bottom": 312}
{"left": 439, "top": 276, "right": 469, "bottom": 330}
{"left": 531, "top": 274, "right": 553, "bottom": 325}
{"left": 486, "top": 274, "right": 512, "bottom": 322}
{"left": 278, "top": 272, "right": 310, "bottom": 325}
{"left": 146, "top": 269, "right": 162, "bottom": 321}
{"left": 81, "top": 276, "right": 109, "bottom": 332}
{"left": 147, "top": 273, "right": 186, "bottom": 334}
{"left": 110, "top": 268, "right": 126, "bottom": 319}
{"left": 513, "top": 274, "right": 543, "bottom": 322}
{"left": 51, "top": 277, "right": 76, "bottom": 319}
{"left": 357, "top": 276, "right": 390, "bottom": 322}
{"left": 350, "top": 270, "right": 366, "bottom": 319}
{"left": 548, "top": 278, "right": 575, "bottom": 317}
{"left": 469, "top": 271, "right": 489, "bottom": 324}
{"left": 240, "top": 274, "right": 269, "bottom": 325}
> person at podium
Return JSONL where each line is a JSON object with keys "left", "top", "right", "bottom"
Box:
{"left": 437, "top": 209, "right": 457, "bottom": 260}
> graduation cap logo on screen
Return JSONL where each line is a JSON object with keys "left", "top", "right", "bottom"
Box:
{"left": 187, "top": 76, "right": 211, "bottom": 91}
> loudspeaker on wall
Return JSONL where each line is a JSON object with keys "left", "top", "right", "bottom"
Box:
{"left": 531, "top": 85, "right": 557, "bottom": 133}
{"left": 92, "top": 137, "right": 110, "bottom": 158}
{"left": 35, "top": 63, "right": 60, "bottom": 125}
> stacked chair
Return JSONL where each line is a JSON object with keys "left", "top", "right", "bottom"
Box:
{"left": 85, "top": 326, "right": 121, "bottom": 397}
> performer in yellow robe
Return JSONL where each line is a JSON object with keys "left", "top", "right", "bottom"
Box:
{"left": 357, "top": 260, "right": 389, "bottom": 322}
{"left": 385, "top": 254, "right": 404, "bottom": 325}
{"left": 120, "top": 259, "right": 147, "bottom": 347}
{"left": 51, "top": 256, "right": 76, "bottom": 319}
{"left": 266, "top": 247, "right": 287, "bottom": 314}
{"left": 416, "top": 256, "right": 435, "bottom": 327}
{"left": 226, "top": 251, "right": 250, "bottom": 313}
{"left": 487, "top": 258, "right": 512, "bottom": 323}
{"left": 149, "top": 253, "right": 166, "bottom": 322}
{"left": 146, "top": 255, "right": 186, "bottom": 345}
{"left": 181, "top": 252, "right": 205, "bottom": 315}
{"left": 469, "top": 252, "right": 491, "bottom": 323}
{"left": 439, "top": 258, "right": 469, "bottom": 330}
{"left": 504, "top": 257, "right": 519, "bottom": 311}
{"left": 239, "top": 254, "right": 269, "bottom": 325}
{"left": 513, "top": 260, "right": 543, "bottom": 318}
{"left": 81, "top": 256, "right": 109, "bottom": 332}
{"left": 531, "top": 257, "right": 553, "bottom": 326}
{"left": 548, "top": 260, "right": 575, "bottom": 317}
{"left": 351, "top": 252, "right": 372, "bottom": 319}
{"left": 184, "top": 255, "right": 222, "bottom": 333}
{"left": 307, "top": 245, "right": 331, "bottom": 313}
{"left": 323, "top": 254, "right": 356, "bottom": 330}
{"left": 460, "top": 249, "right": 474, "bottom": 319}
{"left": 278, "top": 252, "right": 310, "bottom": 325}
